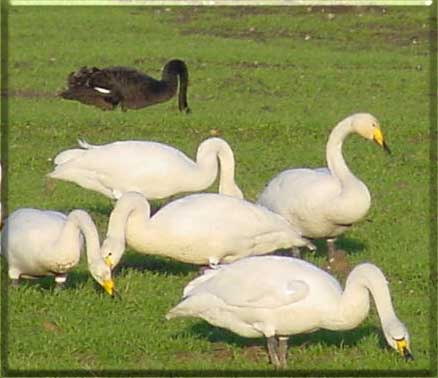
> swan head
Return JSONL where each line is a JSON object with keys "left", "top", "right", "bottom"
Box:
{"left": 101, "top": 236, "right": 125, "bottom": 270}
{"left": 383, "top": 318, "right": 413, "bottom": 361}
{"left": 89, "top": 260, "right": 117, "bottom": 297}
{"left": 351, "top": 113, "right": 391, "bottom": 154}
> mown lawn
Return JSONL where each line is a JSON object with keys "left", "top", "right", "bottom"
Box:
{"left": 2, "top": 5, "right": 435, "bottom": 375}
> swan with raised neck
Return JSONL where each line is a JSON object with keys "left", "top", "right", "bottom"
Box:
{"left": 257, "top": 113, "right": 390, "bottom": 259}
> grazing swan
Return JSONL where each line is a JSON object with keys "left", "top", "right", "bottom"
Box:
{"left": 48, "top": 137, "right": 243, "bottom": 200}
{"left": 257, "top": 113, "right": 390, "bottom": 260}
{"left": 166, "top": 255, "right": 413, "bottom": 368}
{"left": 58, "top": 59, "right": 190, "bottom": 112}
{"left": 0, "top": 208, "right": 115, "bottom": 295}
{"left": 100, "top": 192, "right": 315, "bottom": 269}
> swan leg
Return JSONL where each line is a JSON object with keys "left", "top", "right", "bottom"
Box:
{"left": 9, "top": 269, "right": 21, "bottom": 287}
{"left": 266, "top": 336, "right": 280, "bottom": 367}
{"left": 277, "top": 336, "right": 289, "bottom": 368}
{"left": 327, "top": 238, "right": 337, "bottom": 261}
{"left": 291, "top": 247, "right": 301, "bottom": 258}
{"left": 10, "top": 278, "right": 20, "bottom": 288}
{"left": 54, "top": 274, "right": 67, "bottom": 290}
{"left": 208, "top": 257, "right": 220, "bottom": 269}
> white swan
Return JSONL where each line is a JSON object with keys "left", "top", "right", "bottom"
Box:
{"left": 101, "top": 192, "right": 315, "bottom": 269}
{"left": 257, "top": 113, "right": 390, "bottom": 259}
{"left": 166, "top": 255, "right": 413, "bottom": 367}
{"left": 1, "top": 208, "right": 115, "bottom": 295}
{"left": 48, "top": 137, "right": 243, "bottom": 200}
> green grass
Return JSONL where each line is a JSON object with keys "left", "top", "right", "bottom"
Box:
{"left": 2, "top": 5, "right": 434, "bottom": 375}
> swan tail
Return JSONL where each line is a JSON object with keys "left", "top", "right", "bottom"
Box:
{"left": 165, "top": 294, "right": 210, "bottom": 320}
{"left": 182, "top": 267, "right": 222, "bottom": 297}
{"left": 58, "top": 67, "right": 118, "bottom": 111}
{"left": 51, "top": 149, "right": 85, "bottom": 166}
{"left": 77, "top": 139, "right": 98, "bottom": 150}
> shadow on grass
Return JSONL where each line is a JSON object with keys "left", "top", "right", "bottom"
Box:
{"left": 115, "top": 253, "right": 198, "bottom": 277}
{"left": 186, "top": 321, "right": 380, "bottom": 352}
{"left": 4, "top": 262, "right": 113, "bottom": 295}
{"left": 275, "top": 237, "right": 367, "bottom": 258}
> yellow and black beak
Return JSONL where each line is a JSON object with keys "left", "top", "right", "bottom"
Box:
{"left": 373, "top": 128, "right": 391, "bottom": 154}
{"left": 102, "top": 279, "right": 122, "bottom": 300}
{"left": 396, "top": 338, "right": 414, "bottom": 361}
{"left": 102, "top": 279, "right": 115, "bottom": 296}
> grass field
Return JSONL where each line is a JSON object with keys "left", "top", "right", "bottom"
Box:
{"left": 1, "top": 4, "right": 435, "bottom": 375}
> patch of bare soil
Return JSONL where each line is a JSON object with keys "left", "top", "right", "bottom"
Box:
{"left": 309, "top": 6, "right": 386, "bottom": 14}
{"left": 180, "top": 26, "right": 302, "bottom": 43}
{"left": 42, "top": 320, "right": 63, "bottom": 333}
{"left": 173, "top": 6, "right": 430, "bottom": 48}
{"left": 369, "top": 27, "right": 430, "bottom": 47}
{"left": 210, "top": 342, "right": 234, "bottom": 361}
{"left": 2, "top": 89, "right": 56, "bottom": 99}
{"left": 241, "top": 344, "right": 266, "bottom": 363}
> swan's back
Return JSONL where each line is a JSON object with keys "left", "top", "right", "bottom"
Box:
{"left": 185, "top": 256, "right": 342, "bottom": 307}
{"left": 147, "top": 193, "right": 299, "bottom": 239}
{"left": 167, "top": 256, "right": 343, "bottom": 337}
{"left": 59, "top": 64, "right": 186, "bottom": 111}
{"left": 258, "top": 167, "right": 366, "bottom": 238}
{"left": 258, "top": 168, "right": 337, "bottom": 215}
{"left": 50, "top": 140, "right": 204, "bottom": 199}
{"left": 126, "top": 193, "right": 312, "bottom": 264}
{"left": 90, "top": 67, "right": 174, "bottom": 106}
{"left": 2, "top": 209, "right": 68, "bottom": 262}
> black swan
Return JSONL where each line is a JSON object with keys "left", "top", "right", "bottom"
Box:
{"left": 58, "top": 59, "right": 190, "bottom": 113}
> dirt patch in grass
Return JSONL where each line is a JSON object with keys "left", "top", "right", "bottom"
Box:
{"left": 72, "top": 351, "right": 102, "bottom": 369}
{"left": 241, "top": 344, "right": 267, "bottom": 363}
{"left": 180, "top": 27, "right": 303, "bottom": 43}
{"left": 171, "top": 5, "right": 389, "bottom": 24}
{"left": 309, "top": 6, "right": 387, "bottom": 14}
{"left": 369, "top": 27, "right": 430, "bottom": 47}
{"left": 174, "top": 6, "right": 429, "bottom": 48}
{"left": 210, "top": 342, "right": 234, "bottom": 361}
{"left": 3, "top": 89, "right": 56, "bottom": 99}
{"left": 42, "top": 320, "right": 63, "bottom": 333}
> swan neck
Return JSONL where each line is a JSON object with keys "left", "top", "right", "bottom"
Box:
{"left": 67, "top": 210, "right": 101, "bottom": 266}
{"left": 326, "top": 117, "right": 355, "bottom": 184}
{"left": 338, "top": 264, "right": 397, "bottom": 330}
{"left": 106, "top": 193, "right": 151, "bottom": 244}
{"left": 196, "top": 138, "right": 242, "bottom": 198}
{"left": 161, "top": 60, "right": 189, "bottom": 112}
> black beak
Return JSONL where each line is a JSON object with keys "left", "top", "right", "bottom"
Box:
{"left": 403, "top": 347, "right": 414, "bottom": 361}
{"left": 382, "top": 140, "right": 391, "bottom": 155}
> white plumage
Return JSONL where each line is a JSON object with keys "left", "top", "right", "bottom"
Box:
{"left": 48, "top": 137, "right": 243, "bottom": 200}
{"left": 258, "top": 113, "right": 390, "bottom": 259}
{"left": 101, "top": 192, "right": 315, "bottom": 269}
{"left": 1, "top": 208, "right": 115, "bottom": 295}
{"left": 167, "top": 255, "right": 413, "bottom": 367}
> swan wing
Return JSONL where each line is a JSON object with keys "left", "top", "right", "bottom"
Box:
{"left": 185, "top": 257, "right": 310, "bottom": 309}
